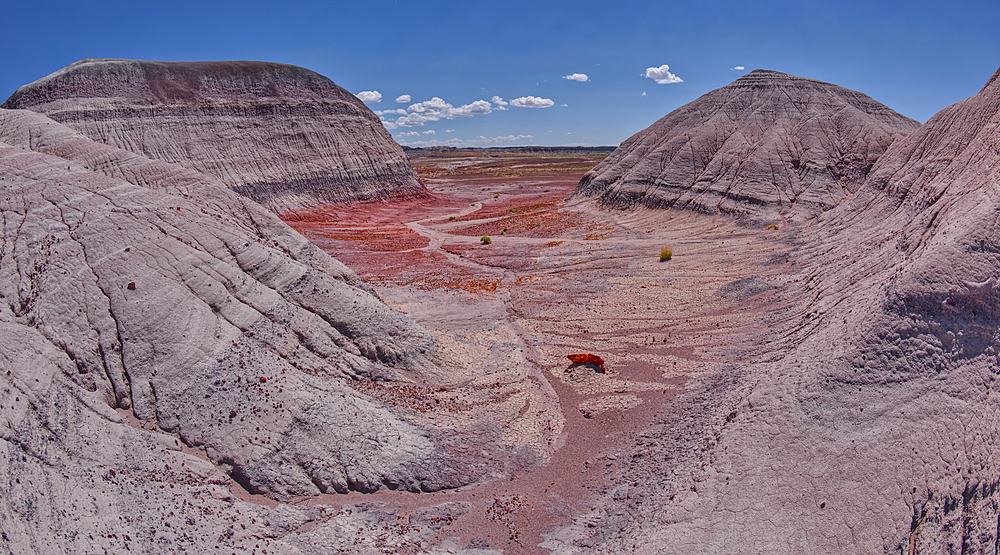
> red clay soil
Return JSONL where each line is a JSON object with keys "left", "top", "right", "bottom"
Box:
{"left": 272, "top": 151, "right": 793, "bottom": 553}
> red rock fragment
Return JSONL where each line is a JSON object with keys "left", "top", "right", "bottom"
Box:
{"left": 567, "top": 353, "right": 605, "bottom": 372}
{"left": 127, "top": 282, "right": 136, "bottom": 290}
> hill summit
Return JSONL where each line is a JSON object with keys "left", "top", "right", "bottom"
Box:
{"left": 574, "top": 69, "right": 920, "bottom": 223}
{"left": 2, "top": 59, "right": 425, "bottom": 214}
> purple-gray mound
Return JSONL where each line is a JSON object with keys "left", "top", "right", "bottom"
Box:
{"left": 1, "top": 58, "right": 426, "bottom": 214}
{"left": 574, "top": 69, "right": 920, "bottom": 224}
{"left": 549, "top": 66, "right": 1000, "bottom": 554}
{"left": 0, "top": 106, "right": 493, "bottom": 553}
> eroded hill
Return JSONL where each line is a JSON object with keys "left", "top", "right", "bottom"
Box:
{"left": 1, "top": 59, "right": 426, "bottom": 214}
{"left": 574, "top": 69, "right": 920, "bottom": 224}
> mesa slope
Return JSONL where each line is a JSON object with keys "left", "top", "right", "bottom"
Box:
{"left": 1, "top": 58, "right": 426, "bottom": 214}
{"left": 0, "top": 64, "right": 557, "bottom": 554}
{"left": 548, "top": 66, "right": 1000, "bottom": 554}
{"left": 575, "top": 69, "right": 920, "bottom": 223}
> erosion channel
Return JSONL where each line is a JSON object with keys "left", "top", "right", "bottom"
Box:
{"left": 284, "top": 150, "right": 806, "bottom": 553}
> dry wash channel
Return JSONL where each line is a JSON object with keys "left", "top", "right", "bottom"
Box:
{"left": 288, "top": 151, "right": 802, "bottom": 553}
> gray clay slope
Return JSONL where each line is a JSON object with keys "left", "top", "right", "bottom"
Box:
{"left": 1, "top": 59, "right": 426, "bottom": 214}
{"left": 551, "top": 66, "right": 1000, "bottom": 554}
{"left": 574, "top": 69, "right": 920, "bottom": 223}
{"left": 0, "top": 106, "right": 486, "bottom": 511}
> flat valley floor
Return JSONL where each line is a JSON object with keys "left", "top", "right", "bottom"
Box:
{"left": 282, "top": 152, "right": 804, "bottom": 553}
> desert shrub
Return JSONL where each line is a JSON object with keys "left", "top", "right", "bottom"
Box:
{"left": 481, "top": 236, "right": 492, "bottom": 245}
{"left": 765, "top": 223, "right": 779, "bottom": 230}
{"left": 659, "top": 247, "right": 673, "bottom": 262}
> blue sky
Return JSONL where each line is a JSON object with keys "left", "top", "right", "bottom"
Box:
{"left": 2, "top": 0, "right": 998, "bottom": 147}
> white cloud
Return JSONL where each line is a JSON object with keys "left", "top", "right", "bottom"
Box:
{"left": 510, "top": 96, "right": 555, "bottom": 108}
{"left": 644, "top": 65, "right": 683, "bottom": 84}
{"left": 451, "top": 100, "right": 493, "bottom": 117}
{"left": 565, "top": 132, "right": 572, "bottom": 135}
{"left": 381, "top": 120, "right": 398, "bottom": 130}
{"left": 394, "top": 112, "right": 436, "bottom": 127}
{"left": 560, "top": 103, "right": 568, "bottom": 107}
{"left": 423, "top": 130, "right": 435, "bottom": 135}
{"left": 375, "top": 109, "right": 407, "bottom": 116}
{"left": 445, "top": 129, "right": 455, "bottom": 133}
{"left": 563, "top": 73, "right": 589, "bottom": 82}
{"left": 491, "top": 96, "right": 508, "bottom": 110}
{"left": 356, "top": 90, "right": 382, "bottom": 103}
{"left": 391, "top": 96, "right": 493, "bottom": 127}
{"left": 398, "top": 131, "right": 421, "bottom": 137}
{"left": 732, "top": 66, "right": 745, "bottom": 70}
{"left": 396, "top": 137, "right": 465, "bottom": 147}
{"left": 395, "top": 94, "right": 411, "bottom": 103}
{"left": 642, "top": 92, "right": 646, "bottom": 96}
{"left": 407, "top": 97, "right": 451, "bottom": 113}
{"left": 398, "top": 134, "right": 534, "bottom": 148}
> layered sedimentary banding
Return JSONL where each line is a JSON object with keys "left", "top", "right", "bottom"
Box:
{"left": 1, "top": 58, "right": 426, "bottom": 213}
{"left": 555, "top": 65, "right": 1000, "bottom": 554}
{"left": 574, "top": 69, "right": 920, "bottom": 223}
{"left": 0, "top": 107, "right": 475, "bottom": 505}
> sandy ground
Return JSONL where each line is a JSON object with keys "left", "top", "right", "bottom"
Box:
{"left": 282, "top": 152, "right": 801, "bottom": 553}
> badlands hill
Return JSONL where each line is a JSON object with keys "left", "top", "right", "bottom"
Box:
{"left": 552, "top": 66, "right": 1000, "bottom": 554}
{"left": 574, "top": 69, "right": 920, "bottom": 223}
{"left": 1, "top": 59, "right": 425, "bottom": 214}
{"left": 0, "top": 87, "right": 555, "bottom": 551}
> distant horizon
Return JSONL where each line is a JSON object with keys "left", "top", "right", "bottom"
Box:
{"left": 3, "top": 0, "right": 997, "bottom": 148}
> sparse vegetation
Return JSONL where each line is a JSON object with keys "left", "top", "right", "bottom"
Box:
{"left": 481, "top": 236, "right": 492, "bottom": 245}
{"left": 659, "top": 247, "right": 673, "bottom": 262}
{"left": 449, "top": 216, "right": 456, "bottom": 221}
{"left": 765, "top": 223, "right": 779, "bottom": 230}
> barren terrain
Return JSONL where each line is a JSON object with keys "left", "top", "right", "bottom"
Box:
{"left": 287, "top": 151, "right": 805, "bottom": 552}
{"left": 6, "top": 61, "right": 997, "bottom": 554}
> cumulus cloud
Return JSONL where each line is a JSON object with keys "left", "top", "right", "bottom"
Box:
{"left": 560, "top": 103, "right": 568, "bottom": 107}
{"left": 356, "top": 90, "right": 382, "bottom": 103}
{"left": 732, "top": 66, "right": 745, "bottom": 70}
{"left": 391, "top": 96, "right": 493, "bottom": 127}
{"left": 642, "top": 92, "right": 646, "bottom": 96}
{"left": 375, "top": 109, "right": 407, "bottom": 116}
{"left": 395, "top": 94, "right": 411, "bottom": 103}
{"left": 491, "top": 96, "right": 508, "bottom": 110}
{"left": 399, "top": 134, "right": 533, "bottom": 148}
{"left": 381, "top": 120, "right": 398, "bottom": 130}
{"left": 398, "top": 131, "right": 421, "bottom": 137}
{"left": 563, "top": 73, "right": 589, "bottom": 82}
{"left": 396, "top": 137, "right": 465, "bottom": 148}
{"left": 643, "top": 65, "right": 683, "bottom": 84}
{"left": 510, "top": 96, "right": 555, "bottom": 108}
{"left": 423, "top": 130, "right": 435, "bottom": 135}
{"left": 408, "top": 97, "right": 451, "bottom": 113}
{"left": 451, "top": 100, "right": 493, "bottom": 117}
{"left": 445, "top": 129, "right": 455, "bottom": 133}
{"left": 471, "top": 134, "right": 533, "bottom": 145}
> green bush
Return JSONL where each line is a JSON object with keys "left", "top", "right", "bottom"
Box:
{"left": 481, "top": 236, "right": 492, "bottom": 245}
{"left": 659, "top": 247, "right": 673, "bottom": 262}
